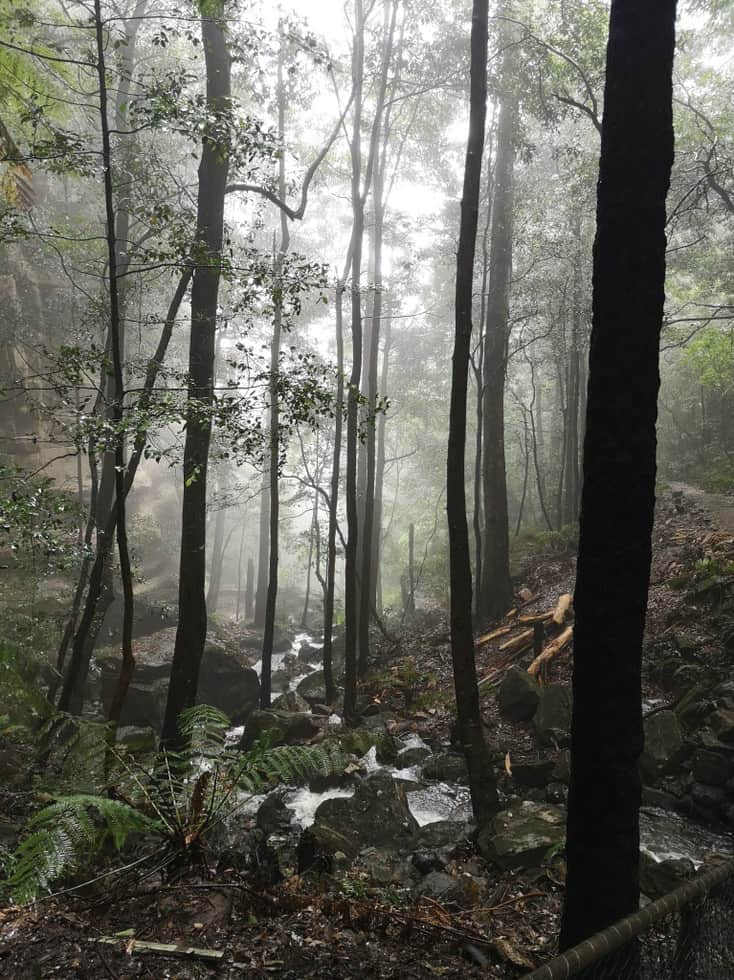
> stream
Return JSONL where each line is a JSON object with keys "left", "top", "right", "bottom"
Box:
{"left": 239, "top": 633, "right": 734, "bottom": 867}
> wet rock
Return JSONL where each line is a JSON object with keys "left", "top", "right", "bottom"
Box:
{"left": 534, "top": 685, "right": 572, "bottom": 745}
{"left": 711, "top": 707, "right": 734, "bottom": 744}
{"left": 498, "top": 666, "right": 540, "bottom": 722}
{"left": 690, "top": 781, "right": 726, "bottom": 811}
{"left": 271, "top": 690, "right": 311, "bottom": 713}
{"left": 512, "top": 759, "right": 555, "bottom": 789}
{"left": 640, "top": 710, "right": 683, "bottom": 779}
{"left": 256, "top": 791, "right": 292, "bottom": 836}
{"left": 692, "top": 748, "right": 732, "bottom": 787}
{"left": 197, "top": 642, "right": 260, "bottom": 724}
{"left": 240, "top": 710, "right": 319, "bottom": 750}
{"left": 296, "top": 670, "right": 339, "bottom": 706}
{"left": 270, "top": 669, "right": 292, "bottom": 694}
{"left": 422, "top": 752, "right": 469, "bottom": 784}
{"left": 299, "top": 772, "right": 417, "bottom": 871}
{"left": 298, "top": 641, "right": 323, "bottom": 663}
{"left": 478, "top": 801, "right": 565, "bottom": 869}
{"left": 415, "top": 819, "right": 470, "bottom": 851}
{"left": 412, "top": 849, "right": 446, "bottom": 874}
{"left": 639, "top": 853, "right": 695, "bottom": 899}
{"left": 297, "top": 823, "right": 357, "bottom": 871}
{"left": 397, "top": 745, "right": 432, "bottom": 767}
{"left": 552, "top": 750, "right": 571, "bottom": 784}
{"left": 341, "top": 728, "right": 398, "bottom": 764}
{"left": 99, "top": 630, "right": 260, "bottom": 728}
{"left": 545, "top": 781, "right": 568, "bottom": 805}
{"left": 416, "top": 870, "right": 482, "bottom": 908}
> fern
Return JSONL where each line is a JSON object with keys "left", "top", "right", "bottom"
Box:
{"left": 8, "top": 795, "right": 161, "bottom": 905}
{"left": 7, "top": 705, "right": 348, "bottom": 904}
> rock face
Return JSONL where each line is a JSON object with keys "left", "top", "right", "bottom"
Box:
{"left": 240, "top": 710, "right": 319, "bottom": 750}
{"left": 298, "top": 772, "right": 418, "bottom": 871}
{"left": 98, "top": 628, "right": 260, "bottom": 728}
{"left": 296, "top": 671, "right": 333, "bottom": 706}
{"left": 498, "top": 666, "right": 540, "bottom": 722}
{"left": 478, "top": 801, "right": 565, "bottom": 869}
{"left": 640, "top": 710, "right": 683, "bottom": 779}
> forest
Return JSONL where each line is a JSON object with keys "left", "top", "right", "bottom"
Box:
{"left": 1, "top": 0, "right": 734, "bottom": 976}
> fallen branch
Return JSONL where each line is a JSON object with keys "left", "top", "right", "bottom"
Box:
{"left": 98, "top": 937, "right": 224, "bottom": 962}
{"left": 499, "top": 629, "right": 534, "bottom": 654}
{"left": 518, "top": 610, "right": 555, "bottom": 625}
{"left": 527, "top": 625, "right": 573, "bottom": 677}
{"left": 474, "top": 626, "right": 512, "bottom": 646}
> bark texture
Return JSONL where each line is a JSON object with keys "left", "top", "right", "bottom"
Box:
{"left": 559, "top": 0, "right": 676, "bottom": 951}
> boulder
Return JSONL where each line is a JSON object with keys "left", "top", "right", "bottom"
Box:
{"left": 498, "top": 666, "right": 540, "bottom": 722}
{"left": 397, "top": 746, "right": 432, "bottom": 767}
{"left": 271, "top": 690, "right": 311, "bottom": 713}
{"left": 340, "top": 728, "right": 398, "bottom": 765}
{"left": 297, "top": 823, "right": 357, "bottom": 871}
{"left": 711, "top": 708, "right": 734, "bottom": 744}
{"left": 416, "top": 870, "right": 482, "bottom": 908}
{"left": 511, "top": 759, "right": 555, "bottom": 789}
{"left": 299, "top": 772, "right": 417, "bottom": 870}
{"left": 296, "top": 671, "right": 332, "bottom": 706}
{"left": 270, "top": 670, "right": 292, "bottom": 694}
{"left": 240, "top": 710, "right": 319, "bottom": 750}
{"left": 298, "top": 641, "right": 323, "bottom": 663}
{"left": 478, "top": 801, "right": 565, "bottom": 869}
{"left": 692, "top": 748, "right": 732, "bottom": 787}
{"left": 639, "top": 853, "right": 695, "bottom": 899}
{"left": 534, "top": 685, "right": 572, "bottom": 744}
{"left": 640, "top": 710, "right": 683, "bottom": 780}
{"left": 422, "top": 753, "right": 469, "bottom": 784}
{"left": 99, "top": 629, "right": 260, "bottom": 728}
{"left": 197, "top": 642, "right": 260, "bottom": 724}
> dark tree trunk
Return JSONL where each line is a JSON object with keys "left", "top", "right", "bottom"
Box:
{"left": 235, "top": 520, "right": 246, "bottom": 622}
{"left": 245, "top": 556, "right": 255, "bottom": 622}
{"left": 343, "top": 0, "right": 367, "bottom": 724}
{"left": 446, "top": 0, "right": 498, "bottom": 826}
{"left": 322, "top": 280, "right": 346, "bottom": 706}
{"left": 161, "top": 2, "right": 230, "bottom": 746}
{"left": 406, "top": 522, "right": 416, "bottom": 614}
{"left": 254, "top": 472, "right": 269, "bottom": 628}
{"left": 559, "top": 0, "right": 676, "bottom": 951}
{"left": 563, "top": 213, "right": 583, "bottom": 525}
{"left": 478, "top": 29, "right": 517, "bottom": 622}
{"left": 301, "top": 484, "right": 318, "bottom": 630}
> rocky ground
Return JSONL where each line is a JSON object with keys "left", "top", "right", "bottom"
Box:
{"left": 1, "top": 486, "right": 734, "bottom": 978}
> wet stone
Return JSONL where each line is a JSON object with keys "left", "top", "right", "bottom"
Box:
{"left": 498, "top": 666, "right": 540, "bottom": 722}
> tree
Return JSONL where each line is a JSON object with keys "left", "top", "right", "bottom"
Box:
{"left": 560, "top": 0, "right": 677, "bottom": 952}
{"left": 161, "top": 0, "right": 231, "bottom": 746}
{"left": 446, "top": 0, "right": 498, "bottom": 826}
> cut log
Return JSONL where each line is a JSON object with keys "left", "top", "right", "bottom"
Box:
{"left": 517, "top": 611, "right": 555, "bottom": 625}
{"left": 499, "top": 629, "right": 534, "bottom": 654}
{"left": 475, "top": 626, "right": 512, "bottom": 647}
{"left": 552, "top": 593, "right": 573, "bottom": 625}
{"left": 527, "top": 625, "right": 573, "bottom": 677}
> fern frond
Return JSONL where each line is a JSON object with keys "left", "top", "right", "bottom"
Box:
{"left": 8, "top": 794, "right": 162, "bottom": 905}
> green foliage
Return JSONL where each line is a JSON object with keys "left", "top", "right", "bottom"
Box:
{"left": 6, "top": 704, "right": 346, "bottom": 904}
{"left": 684, "top": 328, "right": 734, "bottom": 394}
{"left": 0, "top": 460, "right": 82, "bottom": 567}
{"left": 8, "top": 795, "right": 160, "bottom": 906}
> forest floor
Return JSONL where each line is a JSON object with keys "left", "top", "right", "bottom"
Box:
{"left": 1, "top": 484, "right": 733, "bottom": 979}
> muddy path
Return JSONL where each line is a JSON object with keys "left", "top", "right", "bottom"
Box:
{"left": 669, "top": 481, "right": 734, "bottom": 533}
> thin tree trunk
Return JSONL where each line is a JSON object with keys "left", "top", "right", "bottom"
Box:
{"left": 323, "top": 279, "right": 346, "bottom": 706}
{"left": 372, "top": 316, "right": 391, "bottom": 616}
{"left": 261, "top": 40, "right": 291, "bottom": 709}
{"left": 478, "top": 18, "right": 517, "bottom": 622}
{"left": 161, "top": 2, "right": 230, "bottom": 746}
{"left": 407, "top": 522, "right": 416, "bottom": 614}
{"left": 559, "top": 0, "right": 676, "bottom": 951}
{"left": 254, "top": 471, "right": 269, "bottom": 628}
{"left": 301, "top": 483, "right": 318, "bottom": 630}
{"left": 447, "top": 0, "right": 498, "bottom": 826}
{"left": 206, "top": 498, "right": 226, "bottom": 612}
{"left": 235, "top": 519, "right": 246, "bottom": 622}
{"left": 245, "top": 556, "right": 254, "bottom": 622}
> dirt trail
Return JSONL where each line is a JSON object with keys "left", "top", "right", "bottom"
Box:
{"left": 669, "top": 482, "right": 734, "bottom": 534}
